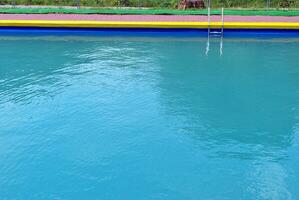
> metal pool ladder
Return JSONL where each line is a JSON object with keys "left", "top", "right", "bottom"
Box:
{"left": 205, "top": 7, "right": 224, "bottom": 56}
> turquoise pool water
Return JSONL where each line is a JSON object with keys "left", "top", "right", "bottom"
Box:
{"left": 0, "top": 35, "right": 299, "bottom": 200}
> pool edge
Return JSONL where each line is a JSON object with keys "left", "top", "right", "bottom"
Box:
{"left": 0, "top": 20, "right": 299, "bottom": 30}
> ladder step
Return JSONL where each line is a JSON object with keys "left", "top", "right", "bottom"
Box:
{"left": 210, "top": 31, "right": 222, "bottom": 34}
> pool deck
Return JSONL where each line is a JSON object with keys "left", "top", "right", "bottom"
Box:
{"left": 0, "top": 14, "right": 298, "bottom": 29}
{"left": 1, "top": 14, "right": 299, "bottom": 22}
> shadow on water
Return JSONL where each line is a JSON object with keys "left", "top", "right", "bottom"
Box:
{"left": 156, "top": 38, "right": 299, "bottom": 159}
{"left": 152, "top": 38, "right": 299, "bottom": 199}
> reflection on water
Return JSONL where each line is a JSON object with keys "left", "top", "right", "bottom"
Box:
{"left": 0, "top": 35, "right": 299, "bottom": 200}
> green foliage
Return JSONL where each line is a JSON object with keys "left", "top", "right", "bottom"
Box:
{"left": 159, "top": 0, "right": 178, "bottom": 8}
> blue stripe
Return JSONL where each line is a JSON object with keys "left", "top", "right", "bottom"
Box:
{"left": 0, "top": 27, "right": 299, "bottom": 37}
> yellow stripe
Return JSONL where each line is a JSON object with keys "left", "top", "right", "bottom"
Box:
{"left": 0, "top": 20, "right": 299, "bottom": 29}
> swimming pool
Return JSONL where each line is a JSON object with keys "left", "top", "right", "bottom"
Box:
{"left": 0, "top": 33, "right": 299, "bottom": 199}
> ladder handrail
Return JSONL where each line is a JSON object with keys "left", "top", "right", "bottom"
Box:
{"left": 206, "top": 1, "right": 211, "bottom": 56}
{"left": 207, "top": 7, "right": 211, "bottom": 37}
{"left": 221, "top": 7, "right": 224, "bottom": 37}
{"left": 220, "top": 7, "right": 224, "bottom": 56}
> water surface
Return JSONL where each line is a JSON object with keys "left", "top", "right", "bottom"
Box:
{"left": 0, "top": 35, "right": 299, "bottom": 200}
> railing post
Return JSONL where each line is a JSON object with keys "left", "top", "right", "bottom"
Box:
{"left": 266, "top": 0, "right": 270, "bottom": 9}
{"left": 76, "top": 0, "right": 80, "bottom": 8}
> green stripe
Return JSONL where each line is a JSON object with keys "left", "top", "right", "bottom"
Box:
{"left": 0, "top": 8, "right": 299, "bottom": 16}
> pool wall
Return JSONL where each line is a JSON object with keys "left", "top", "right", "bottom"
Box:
{"left": 0, "top": 20, "right": 299, "bottom": 30}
